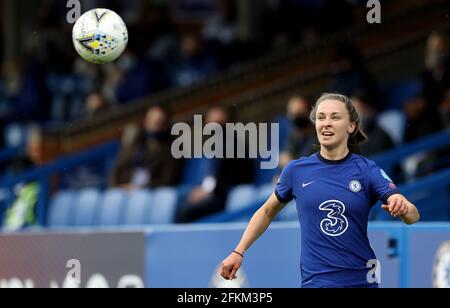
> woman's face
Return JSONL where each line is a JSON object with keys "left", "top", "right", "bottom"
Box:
{"left": 315, "top": 100, "right": 356, "bottom": 150}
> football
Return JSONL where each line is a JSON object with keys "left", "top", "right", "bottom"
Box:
{"left": 72, "top": 8, "right": 128, "bottom": 64}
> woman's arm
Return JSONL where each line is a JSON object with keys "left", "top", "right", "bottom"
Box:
{"left": 220, "top": 193, "right": 287, "bottom": 280}
{"left": 382, "top": 194, "right": 420, "bottom": 225}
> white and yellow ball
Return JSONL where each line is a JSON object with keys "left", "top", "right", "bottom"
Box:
{"left": 72, "top": 8, "right": 128, "bottom": 64}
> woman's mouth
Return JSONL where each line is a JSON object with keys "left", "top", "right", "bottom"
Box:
{"left": 322, "top": 132, "right": 335, "bottom": 137}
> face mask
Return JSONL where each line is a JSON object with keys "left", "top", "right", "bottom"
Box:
{"left": 293, "top": 116, "right": 310, "bottom": 129}
{"left": 146, "top": 131, "right": 168, "bottom": 142}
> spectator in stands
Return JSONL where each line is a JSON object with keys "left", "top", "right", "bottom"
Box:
{"left": 171, "top": 32, "right": 218, "bottom": 87}
{"left": 403, "top": 92, "right": 441, "bottom": 143}
{"left": 202, "top": 0, "right": 238, "bottom": 46}
{"left": 83, "top": 92, "right": 110, "bottom": 120}
{"left": 329, "top": 43, "right": 380, "bottom": 105}
{"left": 280, "top": 95, "right": 316, "bottom": 168}
{"left": 2, "top": 126, "right": 44, "bottom": 231}
{"left": 414, "top": 88, "right": 450, "bottom": 176}
{"left": 110, "top": 105, "right": 181, "bottom": 190}
{"left": 407, "top": 31, "right": 449, "bottom": 142}
{"left": 351, "top": 91, "right": 394, "bottom": 157}
{"left": 1, "top": 58, "right": 48, "bottom": 122}
{"left": 422, "top": 32, "right": 450, "bottom": 111}
{"left": 175, "top": 106, "right": 254, "bottom": 223}
{"left": 4, "top": 126, "right": 44, "bottom": 174}
{"left": 114, "top": 49, "right": 156, "bottom": 104}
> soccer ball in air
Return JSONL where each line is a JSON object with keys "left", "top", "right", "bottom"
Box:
{"left": 72, "top": 8, "right": 128, "bottom": 64}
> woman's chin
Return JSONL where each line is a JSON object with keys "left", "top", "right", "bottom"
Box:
{"left": 320, "top": 139, "right": 334, "bottom": 146}
{"left": 320, "top": 141, "right": 339, "bottom": 149}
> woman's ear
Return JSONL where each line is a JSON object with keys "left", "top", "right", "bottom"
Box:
{"left": 348, "top": 122, "right": 357, "bottom": 134}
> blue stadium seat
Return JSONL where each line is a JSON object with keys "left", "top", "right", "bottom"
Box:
{"left": 98, "top": 189, "right": 127, "bottom": 226}
{"left": 383, "top": 79, "right": 422, "bottom": 110}
{"left": 406, "top": 186, "right": 449, "bottom": 221}
{"left": 72, "top": 189, "right": 101, "bottom": 227}
{"left": 4, "top": 123, "right": 26, "bottom": 148}
{"left": 226, "top": 185, "right": 257, "bottom": 212}
{"left": 123, "top": 190, "right": 153, "bottom": 226}
{"left": 258, "top": 183, "right": 275, "bottom": 201}
{"left": 47, "top": 191, "right": 75, "bottom": 227}
{"left": 276, "top": 201, "right": 298, "bottom": 221}
{"left": 181, "top": 158, "right": 213, "bottom": 186}
{"left": 377, "top": 110, "right": 406, "bottom": 145}
{"left": 149, "top": 188, "right": 179, "bottom": 224}
{"left": 254, "top": 162, "right": 279, "bottom": 185}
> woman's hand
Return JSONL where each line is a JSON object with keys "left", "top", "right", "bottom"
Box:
{"left": 220, "top": 252, "right": 243, "bottom": 280}
{"left": 382, "top": 194, "right": 420, "bottom": 224}
{"left": 382, "top": 194, "right": 408, "bottom": 217}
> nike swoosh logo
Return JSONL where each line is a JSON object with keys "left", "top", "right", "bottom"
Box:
{"left": 302, "top": 181, "right": 315, "bottom": 188}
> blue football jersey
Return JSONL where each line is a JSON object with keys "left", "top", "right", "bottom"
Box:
{"left": 275, "top": 152, "right": 400, "bottom": 288}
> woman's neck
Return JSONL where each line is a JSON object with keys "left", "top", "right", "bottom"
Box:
{"left": 320, "top": 145, "right": 350, "bottom": 161}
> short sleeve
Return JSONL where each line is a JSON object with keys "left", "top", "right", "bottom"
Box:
{"left": 275, "top": 163, "right": 294, "bottom": 203}
{"left": 369, "top": 163, "right": 400, "bottom": 204}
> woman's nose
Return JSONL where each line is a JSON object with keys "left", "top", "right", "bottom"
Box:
{"left": 323, "top": 118, "right": 332, "bottom": 126}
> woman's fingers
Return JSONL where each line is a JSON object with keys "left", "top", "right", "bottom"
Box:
{"left": 221, "top": 263, "right": 232, "bottom": 280}
{"left": 229, "top": 266, "right": 239, "bottom": 280}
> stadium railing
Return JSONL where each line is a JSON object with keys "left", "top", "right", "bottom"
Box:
{"left": 0, "top": 141, "right": 119, "bottom": 226}
{"left": 372, "top": 130, "right": 450, "bottom": 176}
{"left": 0, "top": 147, "right": 22, "bottom": 165}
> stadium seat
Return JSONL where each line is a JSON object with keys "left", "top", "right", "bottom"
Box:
{"left": 276, "top": 201, "right": 298, "bottom": 221}
{"left": 149, "top": 188, "right": 179, "bottom": 224}
{"left": 47, "top": 191, "right": 76, "bottom": 227}
{"left": 377, "top": 110, "right": 406, "bottom": 145}
{"left": 383, "top": 79, "right": 422, "bottom": 110}
{"left": 258, "top": 183, "right": 275, "bottom": 201}
{"left": 254, "top": 162, "right": 279, "bottom": 185}
{"left": 72, "top": 189, "right": 101, "bottom": 227}
{"left": 98, "top": 189, "right": 127, "bottom": 226}
{"left": 407, "top": 187, "right": 449, "bottom": 221}
{"left": 4, "top": 123, "right": 26, "bottom": 148}
{"left": 226, "top": 185, "right": 257, "bottom": 212}
{"left": 123, "top": 190, "right": 153, "bottom": 226}
{"left": 181, "top": 158, "right": 213, "bottom": 186}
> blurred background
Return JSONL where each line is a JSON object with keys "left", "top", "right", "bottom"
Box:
{"left": 0, "top": 0, "right": 449, "bottom": 288}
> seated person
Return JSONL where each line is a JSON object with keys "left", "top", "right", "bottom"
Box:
{"left": 175, "top": 107, "right": 254, "bottom": 223}
{"left": 351, "top": 91, "right": 395, "bottom": 157}
{"left": 279, "top": 95, "right": 317, "bottom": 169}
{"left": 110, "top": 105, "right": 181, "bottom": 190}
{"left": 2, "top": 127, "right": 44, "bottom": 230}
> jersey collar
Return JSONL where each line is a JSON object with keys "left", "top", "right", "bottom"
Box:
{"left": 316, "top": 151, "right": 353, "bottom": 165}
